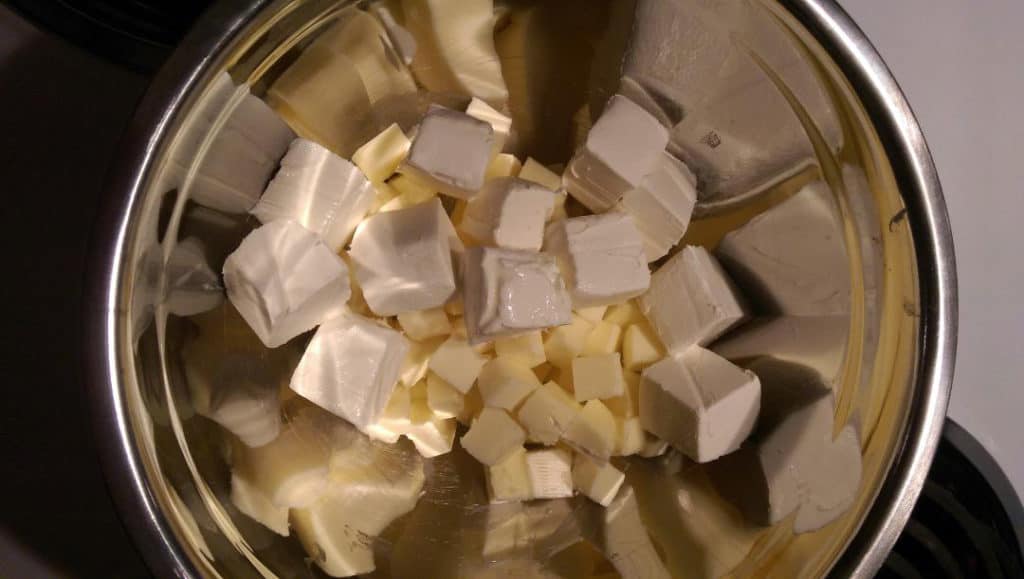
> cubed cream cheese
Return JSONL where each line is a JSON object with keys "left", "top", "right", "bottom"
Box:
{"left": 524, "top": 448, "right": 574, "bottom": 499}
{"left": 352, "top": 123, "right": 412, "bottom": 183}
{"left": 397, "top": 307, "right": 451, "bottom": 341}
{"left": 639, "top": 245, "right": 745, "bottom": 352}
{"left": 427, "top": 335, "right": 488, "bottom": 394}
{"left": 349, "top": 198, "right": 458, "bottom": 316}
{"left": 477, "top": 357, "right": 542, "bottom": 410}
{"left": 460, "top": 177, "right": 557, "bottom": 251}
{"left": 618, "top": 152, "right": 697, "bottom": 262}
{"left": 462, "top": 246, "right": 572, "bottom": 343}
{"left": 460, "top": 407, "right": 526, "bottom": 466}
{"left": 290, "top": 313, "right": 409, "bottom": 431}
{"left": 639, "top": 347, "right": 760, "bottom": 462}
{"left": 400, "top": 106, "right": 494, "bottom": 199}
{"left": 563, "top": 399, "right": 616, "bottom": 460}
{"left": 493, "top": 331, "right": 546, "bottom": 368}
{"left": 545, "top": 213, "right": 650, "bottom": 308}
{"left": 571, "top": 354, "right": 625, "bottom": 401}
{"left": 223, "top": 220, "right": 350, "bottom": 348}
{"left": 563, "top": 95, "right": 669, "bottom": 212}
{"left": 572, "top": 455, "right": 625, "bottom": 506}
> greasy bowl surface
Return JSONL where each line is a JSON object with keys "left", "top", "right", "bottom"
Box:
{"left": 86, "top": 0, "right": 956, "bottom": 577}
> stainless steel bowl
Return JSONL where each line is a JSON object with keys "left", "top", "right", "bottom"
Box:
{"left": 87, "top": 0, "right": 957, "bottom": 577}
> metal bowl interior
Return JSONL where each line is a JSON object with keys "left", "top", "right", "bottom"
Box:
{"left": 88, "top": 0, "right": 955, "bottom": 577}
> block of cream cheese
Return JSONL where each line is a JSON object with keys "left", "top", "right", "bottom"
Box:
{"left": 545, "top": 213, "right": 650, "bottom": 308}
{"left": 708, "top": 358, "right": 862, "bottom": 534}
{"left": 639, "top": 347, "right": 760, "bottom": 463}
{"left": 524, "top": 448, "right": 574, "bottom": 499}
{"left": 402, "top": 0, "right": 509, "bottom": 106}
{"left": 349, "top": 198, "right": 458, "bottom": 316}
{"left": 639, "top": 245, "right": 745, "bottom": 352}
{"left": 563, "top": 95, "right": 669, "bottom": 212}
{"left": 572, "top": 454, "right": 625, "bottom": 506}
{"left": 466, "top": 97, "right": 512, "bottom": 153}
{"left": 223, "top": 220, "right": 350, "bottom": 348}
{"left": 401, "top": 107, "right": 494, "bottom": 199}
{"left": 460, "top": 407, "right": 526, "bottom": 466}
{"left": 462, "top": 246, "right": 572, "bottom": 344}
{"left": 516, "top": 381, "right": 582, "bottom": 445}
{"left": 716, "top": 179, "right": 850, "bottom": 316}
{"left": 460, "top": 177, "right": 557, "bottom": 250}
{"left": 618, "top": 152, "right": 697, "bottom": 262}
{"left": 290, "top": 313, "right": 409, "bottom": 432}
{"left": 252, "top": 139, "right": 375, "bottom": 251}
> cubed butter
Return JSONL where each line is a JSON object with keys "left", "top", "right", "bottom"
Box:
{"left": 563, "top": 399, "right": 616, "bottom": 460}
{"left": 571, "top": 354, "right": 625, "bottom": 401}
{"left": 604, "top": 300, "right": 644, "bottom": 327}
{"left": 352, "top": 123, "right": 412, "bottom": 183}
{"left": 543, "top": 314, "right": 593, "bottom": 369}
{"left": 516, "top": 381, "right": 582, "bottom": 445}
{"left": 572, "top": 455, "right": 625, "bottom": 507}
{"left": 622, "top": 321, "right": 665, "bottom": 371}
{"left": 605, "top": 370, "right": 640, "bottom": 417}
{"left": 518, "top": 157, "right": 563, "bottom": 191}
{"left": 425, "top": 371, "right": 464, "bottom": 419}
{"left": 494, "top": 331, "right": 546, "bottom": 368}
{"left": 466, "top": 97, "right": 512, "bottom": 153}
{"left": 575, "top": 305, "right": 608, "bottom": 324}
{"left": 615, "top": 417, "right": 645, "bottom": 456}
{"left": 485, "top": 153, "right": 523, "bottom": 180}
{"left": 487, "top": 447, "right": 532, "bottom": 502}
{"left": 399, "top": 336, "right": 445, "bottom": 387}
{"left": 477, "top": 357, "right": 542, "bottom": 410}
{"left": 397, "top": 307, "right": 451, "bottom": 341}
{"left": 460, "top": 407, "right": 526, "bottom": 466}
{"left": 582, "top": 320, "right": 622, "bottom": 356}
{"left": 428, "top": 335, "right": 488, "bottom": 394}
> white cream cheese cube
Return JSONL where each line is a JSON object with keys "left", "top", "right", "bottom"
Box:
{"left": 571, "top": 354, "right": 625, "bottom": 401}
{"left": 543, "top": 314, "right": 593, "bottom": 369}
{"left": 494, "top": 331, "right": 546, "bottom": 368}
{"left": 487, "top": 447, "right": 532, "bottom": 502}
{"left": 427, "top": 335, "right": 488, "bottom": 394}
{"left": 252, "top": 139, "right": 375, "bottom": 252}
{"left": 564, "top": 95, "right": 669, "bottom": 212}
{"left": 615, "top": 417, "right": 645, "bottom": 456}
{"left": 582, "top": 320, "right": 622, "bottom": 356}
{"left": 639, "top": 347, "right": 761, "bottom": 463}
{"left": 622, "top": 321, "right": 665, "bottom": 371}
{"left": 485, "top": 153, "right": 522, "bottom": 180}
{"left": 466, "top": 97, "right": 512, "bottom": 153}
{"left": 640, "top": 245, "right": 745, "bottom": 352}
{"left": 563, "top": 400, "right": 616, "bottom": 461}
{"left": 460, "top": 407, "right": 526, "bottom": 466}
{"left": 545, "top": 213, "right": 650, "bottom": 308}
{"left": 572, "top": 455, "right": 625, "bottom": 507}
{"left": 524, "top": 448, "right": 574, "bottom": 499}
{"left": 462, "top": 246, "right": 572, "bottom": 343}
{"left": 401, "top": 107, "right": 494, "bottom": 199}
{"left": 349, "top": 198, "right": 457, "bottom": 316}
{"left": 352, "top": 123, "right": 412, "bottom": 183}
{"left": 223, "top": 220, "right": 350, "bottom": 348}
{"left": 516, "top": 381, "right": 582, "bottom": 445}
{"left": 426, "top": 371, "right": 465, "bottom": 419}
{"left": 618, "top": 152, "right": 697, "bottom": 262}
{"left": 518, "top": 157, "right": 563, "bottom": 191}
{"left": 477, "top": 357, "right": 542, "bottom": 410}
{"left": 290, "top": 313, "right": 409, "bottom": 431}
{"left": 230, "top": 472, "right": 290, "bottom": 536}
{"left": 397, "top": 307, "right": 451, "bottom": 341}
{"left": 460, "top": 177, "right": 556, "bottom": 251}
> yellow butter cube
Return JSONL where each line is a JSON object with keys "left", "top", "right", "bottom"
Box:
{"left": 572, "top": 454, "right": 625, "bottom": 507}
{"left": 576, "top": 305, "right": 608, "bottom": 324}
{"left": 571, "top": 354, "right": 625, "bottom": 401}
{"left": 516, "top": 381, "right": 582, "bottom": 445}
{"left": 615, "top": 417, "right": 645, "bottom": 456}
{"left": 549, "top": 192, "right": 568, "bottom": 222}
{"left": 582, "top": 320, "right": 623, "bottom": 356}
{"left": 532, "top": 362, "right": 554, "bottom": 382}
{"left": 543, "top": 315, "right": 593, "bottom": 369}
{"left": 389, "top": 172, "right": 436, "bottom": 199}
{"left": 604, "top": 300, "right": 644, "bottom": 327}
{"left": 428, "top": 335, "right": 487, "bottom": 393}
{"left": 477, "top": 357, "right": 542, "bottom": 410}
{"left": 605, "top": 370, "right": 640, "bottom": 417}
{"left": 563, "top": 400, "right": 616, "bottom": 460}
{"left": 494, "top": 331, "right": 546, "bottom": 368}
{"left": 369, "top": 182, "right": 400, "bottom": 214}
{"left": 460, "top": 408, "right": 526, "bottom": 465}
{"left": 487, "top": 447, "right": 531, "bottom": 502}
{"left": 397, "top": 307, "right": 451, "bottom": 341}
{"left": 622, "top": 322, "right": 666, "bottom": 371}
{"left": 518, "top": 157, "right": 562, "bottom": 191}
{"left": 400, "top": 337, "right": 445, "bottom": 387}
{"left": 352, "top": 123, "right": 411, "bottom": 183}
{"left": 485, "top": 153, "right": 522, "bottom": 180}
{"left": 426, "top": 372, "right": 464, "bottom": 419}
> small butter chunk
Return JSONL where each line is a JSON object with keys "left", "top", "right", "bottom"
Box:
{"left": 466, "top": 97, "right": 512, "bottom": 153}
{"left": 518, "top": 157, "right": 563, "bottom": 191}
{"left": 487, "top": 447, "right": 532, "bottom": 502}
{"left": 494, "top": 331, "right": 546, "bottom": 368}
{"left": 606, "top": 370, "right": 641, "bottom": 418}
{"left": 349, "top": 198, "right": 457, "bottom": 316}
{"left": 543, "top": 314, "right": 593, "bottom": 369}
{"left": 604, "top": 300, "right": 644, "bottom": 327}
{"left": 352, "top": 123, "right": 412, "bottom": 183}
{"left": 640, "top": 245, "right": 745, "bottom": 352}
{"left": 516, "top": 381, "right": 582, "bottom": 445}
{"left": 524, "top": 448, "right": 574, "bottom": 499}
{"left": 485, "top": 153, "right": 523, "bottom": 180}
{"left": 399, "top": 336, "right": 444, "bottom": 387}
{"left": 223, "top": 220, "right": 349, "bottom": 348}
{"left": 564, "top": 95, "right": 669, "bottom": 212}
{"left": 639, "top": 347, "right": 761, "bottom": 463}
{"left": 426, "top": 371, "right": 465, "bottom": 418}
{"left": 207, "top": 386, "right": 281, "bottom": 448}
{"left": 401, "top": 107, "right": 494, "bottom": 199}
{"left": 545, "top": 213, "right": 650, "bottom": 308}
{"left": 388, "top": 173, "right": 437, "bottom": 200}
{"left": 572, "top": 454, "right": 625, "bottom": 506}
{"left": 290, "top": 313, "right": 409, "bottom": 431}
{"left": 615, "top": 417, "right": 645, "bottom": 456}
{"left": 462, "top": 246, "right": 572, "bottom": 343}
{"left": 571, "top": 354, "right": 625, "bottom": 401}
{"left": 622, "top": 322, "right": 666, "bottom": 371}
{"left": 575, "top": 305, "right": 608, "bottom": 324}
{"left": 230, "top": 472, "right": 289, "bottom": 536}
{"left": 618, "top": 152, "right": 697, "bottom": 262}
{"left": 460, "top": 177, "right": 557, "bottom": 251}
{"left": 252, "top": 139, "right": 375, "bottom": 251}
{"left": 403, "top": 402, "right": 456, "bottom": 458}
{"left": 364, "top": 386, "right": 410, "bottom": 444}
{"left": 428, "top": 335, "right": 488, "bottom": 394}
{"left": 461, "top": 407, "right": 526, "bottom": 465}
{"left": 397, "top": 307, "right": 451, "bottom": 341}
{"left": 582, "top": 320, "right": 623, "bottom": 356}
{"left": 563, "top": 399, "right": 617, "bottom": 460}
{"left": 478, "top": 357, "right": 542, "bottom": 410}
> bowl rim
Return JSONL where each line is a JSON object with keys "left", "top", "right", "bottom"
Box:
{"left": 84, "top": 1, "right": 957, "bottom": 577}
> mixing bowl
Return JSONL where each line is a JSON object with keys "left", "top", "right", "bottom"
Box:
{"left": 86, "top": 0, "right": 957, "bottom": 576}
